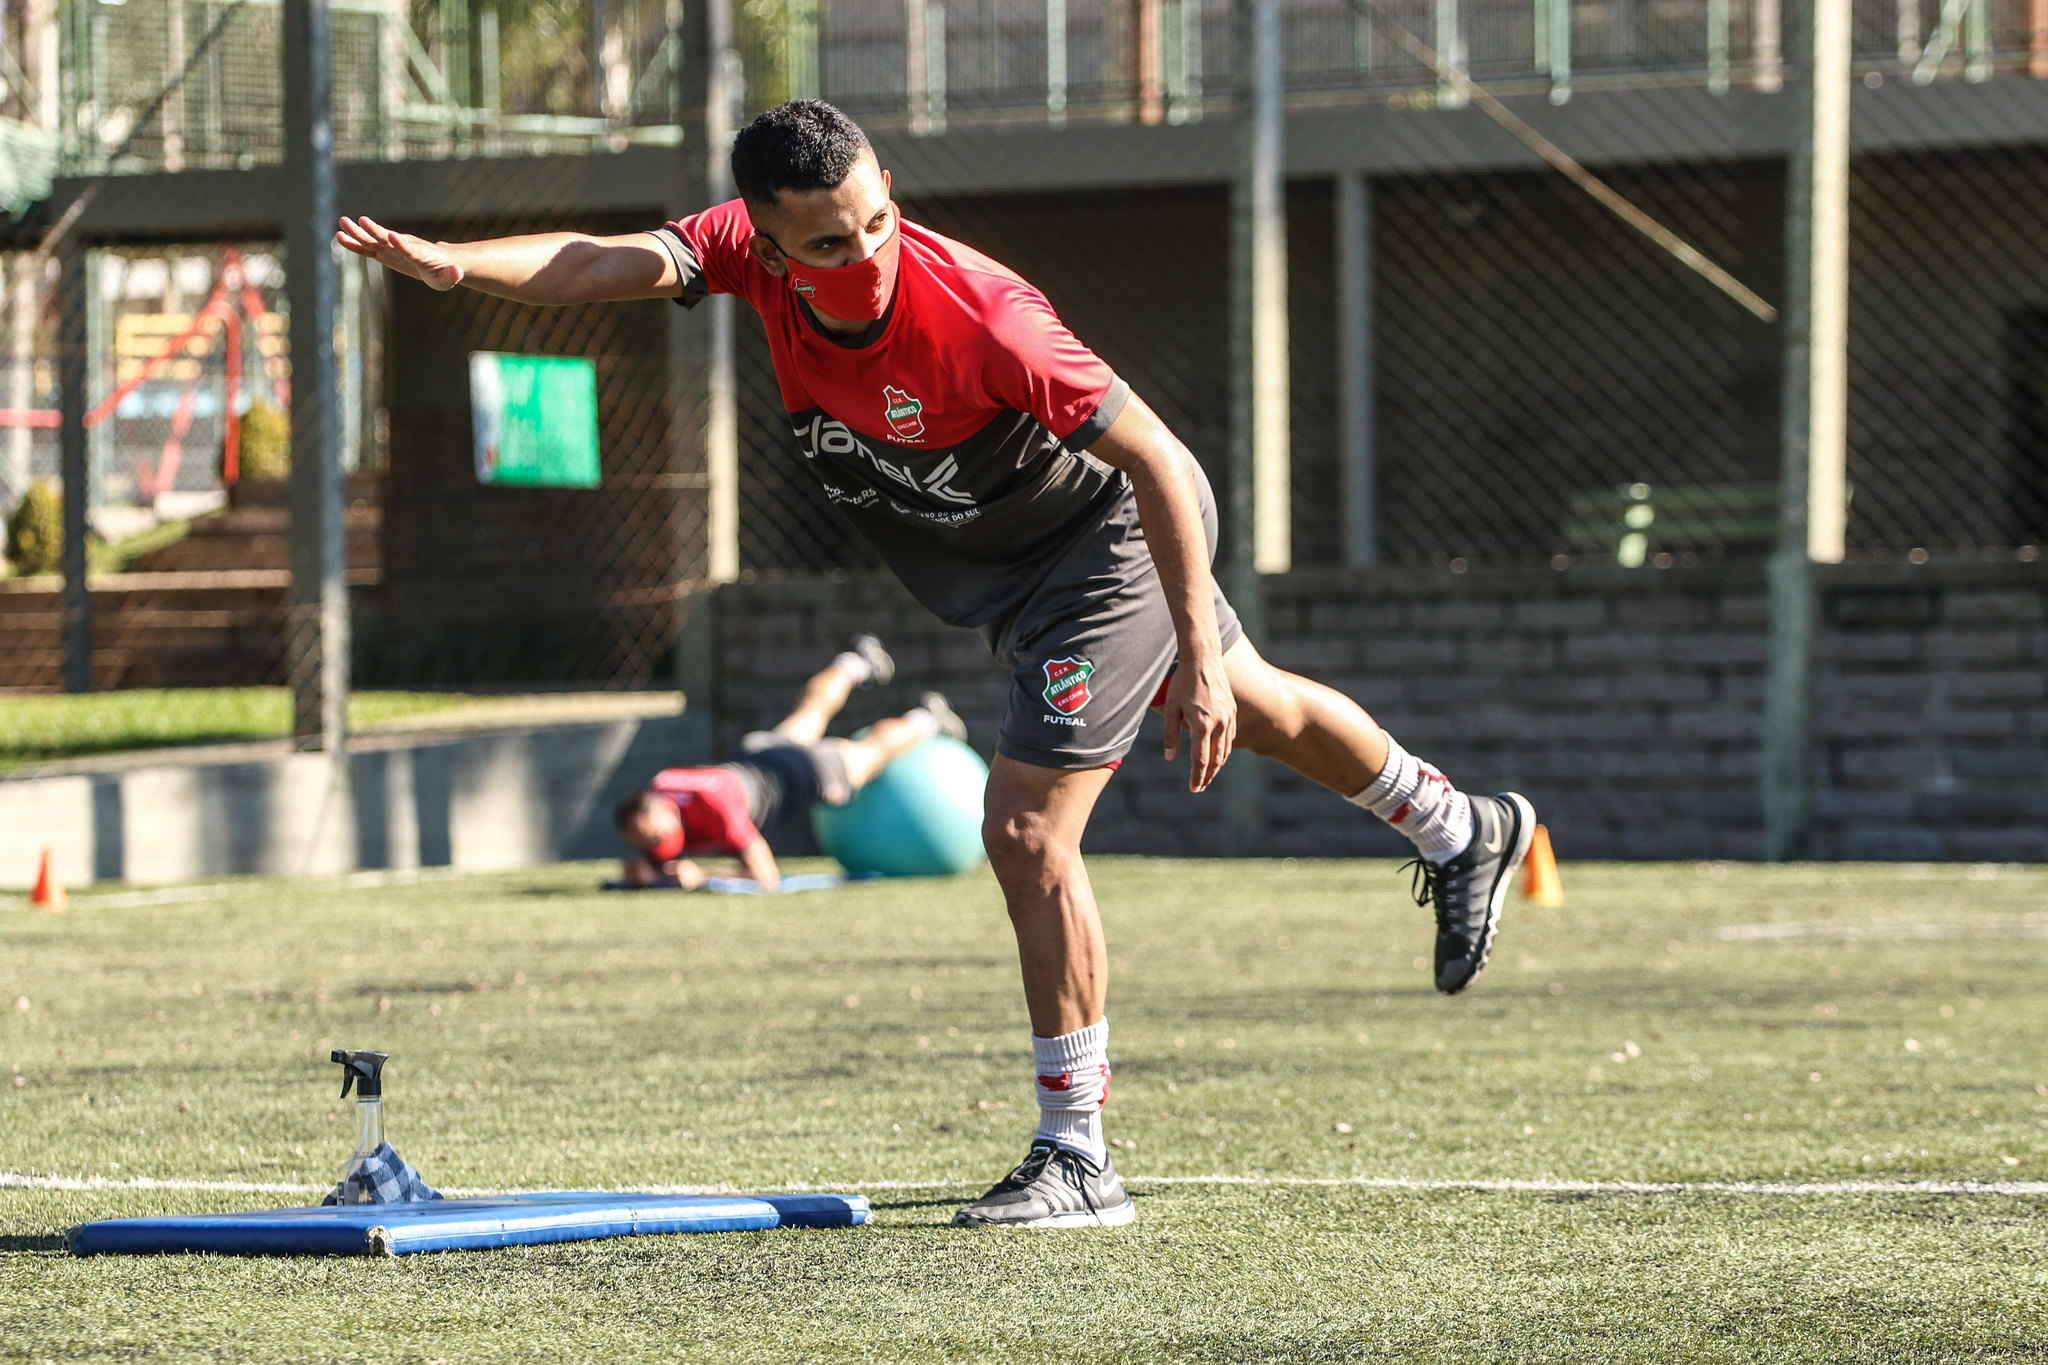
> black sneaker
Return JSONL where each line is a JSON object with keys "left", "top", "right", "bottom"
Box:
{"left": 952, "top": 1141, "right": 1136, "bottom": 1229}
{"left": 917, "top": 691, "right": 969, "bottom": 744}
{"left": 1406, "top": 792, "right": 1535, "bottom": 995}
{"left": 848, "top": 634, "right": 894, "bottom": 687}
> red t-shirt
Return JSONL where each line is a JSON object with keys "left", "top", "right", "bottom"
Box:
{"left": 646, "top": 767, "right": 761, "bottom": 859}
{"left": 655, "top": 200, "right": 1130, "bottom": 627}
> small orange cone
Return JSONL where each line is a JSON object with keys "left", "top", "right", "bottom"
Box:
{"left": 1520, "top": 824, "right": 1563, "bottom": 907}
{"left": 29, "top": 846, "right": 66, "bottom": 913}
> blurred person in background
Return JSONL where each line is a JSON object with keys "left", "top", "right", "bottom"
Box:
{"left": 615, "top": 634, "right": 965, "bottom": 891}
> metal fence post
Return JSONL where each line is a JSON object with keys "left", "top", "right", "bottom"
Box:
{"left": 1167, "top": 0, "right": 1203, "bottom": 122}
{"left": 1708, "top": 0, "right": 1731, "bottom": 93}
{"left": 1046, "top": 0, "right": 1067, "bottom": 126}
{"left": 925, "top": 0, "right": 948, "bottom": 134}
{"left": 284, "top": 0, "right": 349, "bottom": 754}
{"left": 1435, "top": 0, "right": 1463, "bottom": 106}
{"left": 790, "top": 0, "right": 821, "bottom": 98}
{"left": 1763, "top": 0, "right": 1849, "bottom": 861}
{"left": 1549, "top": 0, "right": 1572, "bottom": 102}
{"left": 1337, "top": 170, "right": 1376, "bottom": 569}
{"left": 57, "top": 239, "right": 90, "bottom": 694}
{"left": 1137, "top": 0, "right": 1165, "bottom": 123}
{"left": 1224, "top": 0, "right": 1286, "bottom": 856}
{"left": 676, "top": 0, "right": 737, "bottom": 725}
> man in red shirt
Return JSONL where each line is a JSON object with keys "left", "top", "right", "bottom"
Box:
{"left": 616, "top": 635, "right": 966, "bottom": 891}
{"left": 339, "top": 100, "right": 1534, "bottom": 1229}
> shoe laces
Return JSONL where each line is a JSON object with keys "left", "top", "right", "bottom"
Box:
{"left": 1004, "top": 1143, "right": 1096, "bottom": 1204}
{"left": 1000, "top": 1143, "right": 1057, "bottom": 1190}
{"left": 1403, "top": 856, "right": 1468, "bottom": 931}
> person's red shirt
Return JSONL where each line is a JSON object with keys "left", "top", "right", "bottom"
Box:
{"left": 654, "top": 200, "right": 1131, "bottom": 628}
{"left": 645, "top": 767, "right": 760, "bottom": 860}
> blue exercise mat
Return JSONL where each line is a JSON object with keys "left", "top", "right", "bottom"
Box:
{"left": 602, "top": 872, "right": 858, "bottom": 895}
{"left": 70, "top": 1191, "right": 869, "bottom": 1257}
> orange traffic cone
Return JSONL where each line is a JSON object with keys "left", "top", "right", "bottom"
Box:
{"left": 29, "top": 846, "right": 66, "bottom": 913}
{"left": 1520, "top": 824, "right": 1563, "bottom": 907}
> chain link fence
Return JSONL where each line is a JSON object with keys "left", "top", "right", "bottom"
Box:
{"left": 61, "top": 0, "right": 690, "bottom": 171}
{"left": 2, "top": 0, "right": 2044, "bottom": 694}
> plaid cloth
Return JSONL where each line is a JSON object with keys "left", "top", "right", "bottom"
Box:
{"left": 321, "top": 1142, "right": 443, "bottom": 1206}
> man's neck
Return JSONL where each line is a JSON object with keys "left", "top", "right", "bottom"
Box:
{"left": 810, "top": 306, "right": 869, "bottom": 339}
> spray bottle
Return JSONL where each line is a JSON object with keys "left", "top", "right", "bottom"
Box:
{"left": 328, "top": 1049, "right": 391, "bottom": 1205}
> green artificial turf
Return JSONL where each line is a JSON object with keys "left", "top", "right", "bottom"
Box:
{"left": 0, "top": 689, "right": 477, "bottom": 770}
{"left": 3, "top": 858, "right": 2047, "bottom": 1361}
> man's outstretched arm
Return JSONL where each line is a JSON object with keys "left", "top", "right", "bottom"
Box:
{"left": 335, "top": 215, "right": 682, "bottom": 305}
{"left": 735, "top": 837, "right": 782, "bottom": 892}
{"left": 1086, "top": 395, "right": 1237, "bottom": 793}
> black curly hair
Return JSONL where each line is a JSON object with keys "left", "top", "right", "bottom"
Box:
{"left": 730, "top": 100, "right": 874, "bottom": 210}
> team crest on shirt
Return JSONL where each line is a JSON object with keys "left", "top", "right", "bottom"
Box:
{"left": 883, "top": 385, "right": 926, "bottom": 440}
{"left": 1043, "top": 657, "right": 1094, "bottom": 715}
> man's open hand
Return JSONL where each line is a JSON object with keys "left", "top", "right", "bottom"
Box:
{"left": 336, "top": 216, "right": 463, "bottom": 290}
{"left": 1161, "top": 652, "right": 1236, "bottom": 793}
{"left": 662, "top": 858, "right": 708, "bottom": 891}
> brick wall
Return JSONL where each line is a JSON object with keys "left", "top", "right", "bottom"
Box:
{"left": 708, "top": 558, "right": 2046, "bottom": 862}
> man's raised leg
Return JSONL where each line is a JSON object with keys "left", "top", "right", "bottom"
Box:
{"left": 770, "top": 635, "right": 895, "bottom": 745}
{"left": 953, "top": 757, "right": 1135, "bottom": 1229}
{"left": 1215, "top": 637, "right": 1534, "bottom": 994}
{"left": 834, "top": 692, "right": 970, "bottom": 791}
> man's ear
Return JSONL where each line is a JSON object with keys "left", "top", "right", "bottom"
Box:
{"left": 747, "top": 233, "right": 789, "bottom": 278}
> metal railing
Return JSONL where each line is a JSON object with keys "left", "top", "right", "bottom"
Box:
{"left": 57, "top": 0, "right": 686, "bottom": 174}
{"left": 50, "top": 0, "right": 2048, "bottom": 177}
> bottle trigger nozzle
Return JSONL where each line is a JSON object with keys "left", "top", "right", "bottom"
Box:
{"left": 331, "top": 1049, "right": 387, "bottom": 1101}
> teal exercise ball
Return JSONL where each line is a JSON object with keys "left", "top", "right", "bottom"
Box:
{"left": 813, "top": 736, "right": 989, "bottom": 877}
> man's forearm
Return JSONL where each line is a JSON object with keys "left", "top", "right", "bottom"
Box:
{"left": 1127, "top": 456, "right": 1223, "bottom": 662}
{"left": 441, "top": 232, "right": 658, "bottom": 305}
{"left": 738, "top": 838, "right": 781, "bottom": 890}
{"left": 1088, "top": 398, "right": 1223, "bottom": 662}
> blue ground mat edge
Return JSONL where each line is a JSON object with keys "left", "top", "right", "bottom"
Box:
{"left": 69, "top": 1191, "right": 870, "bottom": 1256}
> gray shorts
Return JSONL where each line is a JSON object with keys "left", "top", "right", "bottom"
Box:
{"left": 978, "top": 458, "right": 1242, "bottom": 771}
{"left": 722, "top": 732, "right": 854, "bottom": 826}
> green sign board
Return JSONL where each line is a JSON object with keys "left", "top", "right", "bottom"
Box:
{"left": 469, "top": 351, "right": 601, "bottom": 488}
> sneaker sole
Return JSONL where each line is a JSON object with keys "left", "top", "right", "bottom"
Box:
{"left": 953, "top": 1198, "right": 1137, "bottom": 1230}
{"left": 1459, "top": 791, "right": 1535, "bottom": 992}
{"left": 852, "top": 637, "right": 895, "bottom": 687}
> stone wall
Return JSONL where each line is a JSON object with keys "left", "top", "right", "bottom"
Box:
{"left": 708, "top": 558, "right": 2046, "bottom": 862}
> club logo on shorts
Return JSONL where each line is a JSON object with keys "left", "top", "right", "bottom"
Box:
{"left": 883, "top": 385, "right": 926, "bottom": 440}
{"left": 1043, "top": 657, "right": 1094, "bottom": 715}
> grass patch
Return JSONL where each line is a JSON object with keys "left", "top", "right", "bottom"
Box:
{"left": 0, "top": 689, "right": 478, "bottom": 770}
{"left": 88, "top": 516, "right": 194, "bottom": 576}
{"left": 3, "top": 858, "right": 2047, "bottom": 1360}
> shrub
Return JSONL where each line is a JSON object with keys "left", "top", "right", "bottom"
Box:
{"left": 237, "top": 401, "right": 290, "bottom": 481}
{"left": 5, "top": 478, "right": 62, "bottom": 576}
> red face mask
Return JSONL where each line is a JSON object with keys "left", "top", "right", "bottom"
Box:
{"left": 649, "top": 826, "right": 686, "bottom": 863}
{"left": 645, "top": 797, "right": 686, "bottom": 863}
{"left": 780, "top": 211, "right": 901, "bottom": 322}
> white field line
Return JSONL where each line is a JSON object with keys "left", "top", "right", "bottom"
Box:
{"left": 1710, "top": 916, "right": 2048, "bottom": 942}
{"left": 9, "top": 1171, "right": 2048, "bottom": 1199}
{"left": 8, "top": 866, "right": 475, "bottom": 912}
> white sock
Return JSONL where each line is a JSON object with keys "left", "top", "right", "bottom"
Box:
{"left": 830, "top": 651, "right": 873, "bottom": 687}
{"left": 1348, "top": 736, "right": 1474, "bottom": 864}
{"left": 1032, "top": 1019, "right": 1111, "bottom": 1167}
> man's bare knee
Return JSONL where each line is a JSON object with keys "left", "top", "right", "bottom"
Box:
{"left": 983, "top": 808, "right": 1072, "bottom": 890}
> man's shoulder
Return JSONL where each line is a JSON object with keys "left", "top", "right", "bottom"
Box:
{"left": 902, "top": 221, "right": 1050, "bottom": 320}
